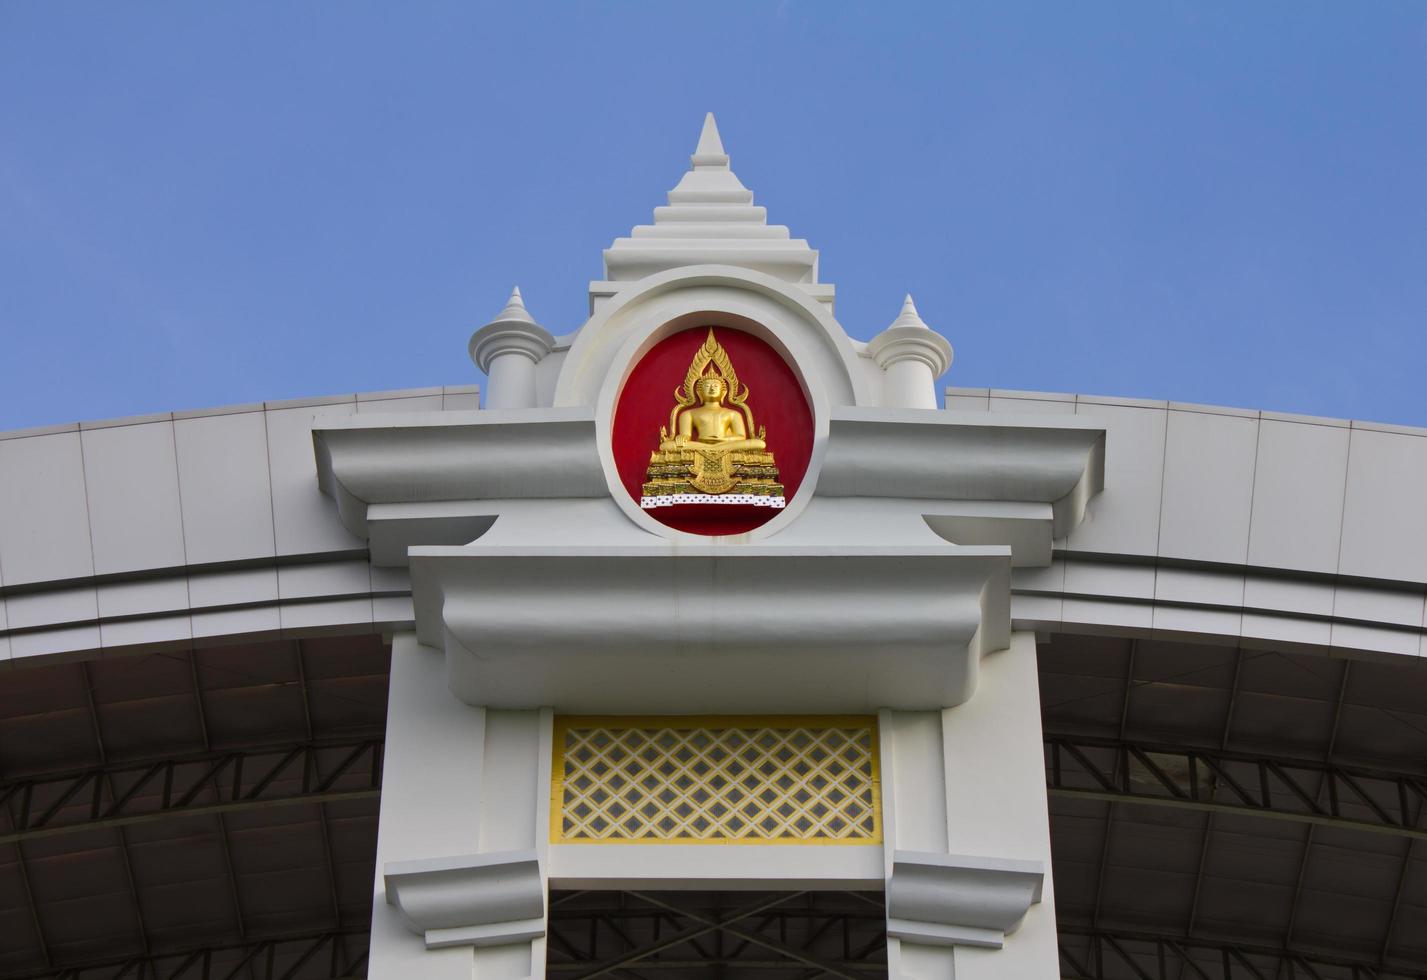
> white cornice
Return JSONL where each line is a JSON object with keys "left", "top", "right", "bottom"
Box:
{"left": 313, "top": 409, "right": 603, "bottom": 539}
{"left": 822, "top": 408, "right": 1106, "bottom": 539}
{"left": 383, "top": 850, "right": 545, "bottom": 950}
{"left": 312, "top": 405, "right": 1105, "bottom": 565}
{"left": 408, "top": 544, "right": 1010, "bottom": 712}
{"left": 886, "top": 851, "right": 1045, "bottom": 949}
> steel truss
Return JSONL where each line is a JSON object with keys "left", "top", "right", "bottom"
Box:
{"left": 547, "top": 890, "right": 888, "bottom": 980}
{"left": 0, "top": 738, "right": 383, "bottom": 844}
{"left": 8, "top": 930, "right": 369, "bottom": 980}
{"left": 1059, "top": 927, "right": 1427, "bottom": 980}
{"left": 1045, "top": 734, "right": 1427, "bottom": 838}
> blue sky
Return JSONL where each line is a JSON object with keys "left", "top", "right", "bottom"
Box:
{"left": 2, "top": 2, "right": 1425, "bottom": 429}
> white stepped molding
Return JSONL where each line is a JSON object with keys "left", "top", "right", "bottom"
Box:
{"left": 887, "top": 851, "right": 1045, "bottom": 949}
{"left": 602, "top": 114, "right": 822, "bottom": 286}
{"left": 383, "top": 850, "right": 545, "bottom": 950}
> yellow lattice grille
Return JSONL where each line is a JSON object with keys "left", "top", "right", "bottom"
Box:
{"left": 551, "top": 716, "right": 881, "bottom": 844}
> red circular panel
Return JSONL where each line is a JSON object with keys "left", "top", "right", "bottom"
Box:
{"left": 612, "top": 327, "right": 813, "bottom": 536}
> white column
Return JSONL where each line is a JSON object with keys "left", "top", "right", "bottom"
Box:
{"left": 942, "top": 632, "right": 1058, "bottom": 980}
{"left": 468, "top": 286, "right": 556, "bottom": 410}
{"left": 371, "top": 632, "right": 553, "bottom": 980}
{"left": 880, "top": 632, "right": 1056, "bottom": 980}
{"left": 867, "top": 295, "right": 953, "bottom": 410}
{"left": 880, "top": 710, "right": 956, "bottom": 980}
{"left": 482, "top": 351, "right": 542, "bottom": 410}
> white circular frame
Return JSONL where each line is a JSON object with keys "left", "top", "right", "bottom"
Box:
{"left": 576, "top": 267, "right": 865, "bottom": 543}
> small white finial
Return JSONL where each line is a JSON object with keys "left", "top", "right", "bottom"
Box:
{"left": 890, "top": 293, "right": 930, "bottom": 330}
{"left": 495, "top": 285, "right": 534, "bottom": 324}
{"left": 692, "top": 112, "right": 730, "bottom": 167}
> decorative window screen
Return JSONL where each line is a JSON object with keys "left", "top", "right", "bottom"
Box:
{"left": 551, "top": 716, "right": 881, "bottom": 844}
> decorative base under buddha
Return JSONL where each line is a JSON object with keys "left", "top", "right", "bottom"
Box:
{"left": 641, "top": 447, "right": 785, "bottom": 511}
{"left": 640, "top": 493, "right": 786, "bottom": 509}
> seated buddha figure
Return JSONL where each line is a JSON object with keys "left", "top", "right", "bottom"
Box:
{"left": 659, "top": 374, "right": 767, "bottom": 453}
{"left": 640, "top": 329, "right": 784, "bottom": 507}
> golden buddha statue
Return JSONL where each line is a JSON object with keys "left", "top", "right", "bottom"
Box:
{"left": 641, "top": 329, "right": 785, "bottom": 508}
{"left": 659, "top": 374, "right": 766, "bottom": 453}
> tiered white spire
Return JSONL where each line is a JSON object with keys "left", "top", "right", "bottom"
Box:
{"left": 867, "top": 293, "right": 954, "bottom": 409}
{"left": 603, "top": 113, "right": 821, "bottom": 285}
{"left": 468, "top": 285, "right": 555, "bottom": 409}
{"left": 889, "top": 294, "right": 929, "bottom": 331}
{"left": 493, "top": 286, "right": 536, "bottom": 325}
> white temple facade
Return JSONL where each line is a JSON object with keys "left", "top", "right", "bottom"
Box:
{"left": 355, "top": 113, "right": 1084, "bottom": 980}
{"left": 2, "top": 115, "right": 1426, "bottom": 980}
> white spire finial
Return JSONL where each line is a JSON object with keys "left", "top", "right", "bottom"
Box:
{"left": 692, "top": 112, "right": 730, "bottom": 168}
{"left": 890, "top": 293, "right": 930, "bottom": 330}
{"left": 495, "top": 285, "right": 534, "bottom": 324}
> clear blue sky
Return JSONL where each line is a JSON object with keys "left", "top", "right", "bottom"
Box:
{"left": 3, "top": 3, "right": 1425, "bottom": 429}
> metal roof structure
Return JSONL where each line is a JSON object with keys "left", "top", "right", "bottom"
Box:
{"left": 4, "top": 630, "right": 1424, "bottom": 978}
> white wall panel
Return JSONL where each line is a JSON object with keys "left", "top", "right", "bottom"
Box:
{"left": 100, "top": 613, "right": 191, "bottom": 650}
{"left": 1068, "top": 402, "right": 1167, "bottom": 557}
{"left": 191, "top": 605, "right": 280, "bottom": 641}
{"left": 1064, "top": 560, "right": 1155, "bottom": 601}
{"left": 1158, "top": 409, "right": 1258, "bottom": 565}
{"left": 175, "top": 409, "right": 276, "bottom": 565}
{"left": 81, "top": 421, "right": 186, "bottom": 575}
{"left": 1338, "top": 428, "right": 1427, "bottom": 583}
{"left": 265, "top": 401, "right": 366, "bottom": 557}
{"left": 6, "top": 586, "right": 98, "bottom": 631}
{"left": 441, "top": 386, "right": 481, "bottom": 411}
{"left": 988, "top": 392, "right": 1076, "bottom": 415}
{"left": 944, "top": 387, "right": 990, "bottom": 412}
{"left": 1332, "top": 583, "right": 1426, "bottom": 629}
{"left": 10, "top": 624, "right": 100, "bottom": 660}
{"left": 1242, "top": 577, "right": 1334, "bottom": 618}
{"left": 187, "top": 567, "right": 278, "bottom": 609}
{"left": 1247, "top": 419, "right": 1349, "bottom": 575}
{"left": 0, "top": 431, "right": 95, "bottom": 585}
{"left": 97, "top": 578, "right": 189, "bottom": 620}
{"left": 356, "top": 392, "right": 444, "bottom": 413}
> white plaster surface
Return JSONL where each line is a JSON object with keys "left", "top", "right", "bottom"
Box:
{"left": 1157, "top": 408, "right": 1258, "bottom": 565}
{"left": 370, "top": 634, "right": 488, "bottom": 980}
{"left": 1338, "top": 427, "right": 1427, "bottom": 583}
{"left": 265, "top": 400, "right": 366, "bottom": 557}
{"left": 940, "top": 632, "right": 1059, "bottom": 978}
{"left": 175, "top": 409, "right": 277, "bottom": 564}
{"left": 81, "top": 420, "right": 187, "bottom": 575}
{"left": 1068, "top": 400, "right": 1167, "bottom": 557}
{"left": 1247, "top": 418, "right": 1350, "bottom": 574}
{"left": 0, "top": 431, "right": 95, "bottom": 585}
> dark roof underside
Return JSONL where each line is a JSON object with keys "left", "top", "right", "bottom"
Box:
{"left": 2, "top": 631, "right": 1426, "bottom": 978}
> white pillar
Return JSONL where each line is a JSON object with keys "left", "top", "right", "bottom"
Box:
{"left": 468, "top": 286, "right": 555, "bottom": 410}
{"left": 868, "top": 295, "right": 953, "bottom": 410}
{"left": 372, "top": 632, "right": 553, "bottom": 980}
{"left": 880, "top": 632, "right": 1057, "bottom": 980}
{"left": 482, "top": 351, "right": 542, "bottom": 410}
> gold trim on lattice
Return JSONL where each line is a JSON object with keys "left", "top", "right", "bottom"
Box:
{"left": 550, "top": 715, "right": 882, "bottom": 846}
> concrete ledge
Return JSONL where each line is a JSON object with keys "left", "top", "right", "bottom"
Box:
{"left": 886, "top": 850, "right": 1045, "bottom": 950}
{"left": 384, "top": 850, "right": 545, "bottom": 950}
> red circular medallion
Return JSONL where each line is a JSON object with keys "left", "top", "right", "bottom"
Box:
{"left": 612, "top": 327, "right": 812, "bottom": 535}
